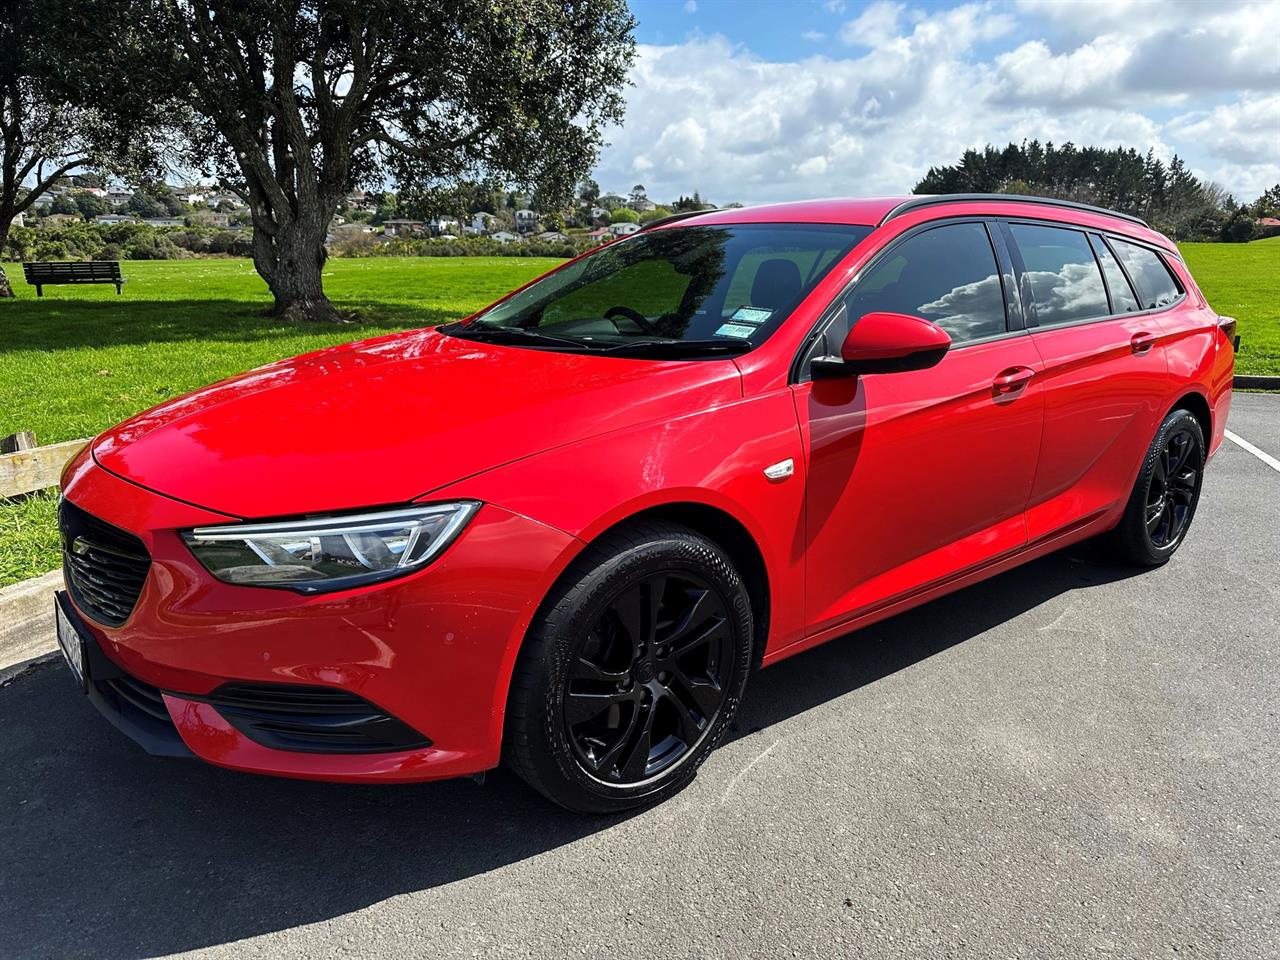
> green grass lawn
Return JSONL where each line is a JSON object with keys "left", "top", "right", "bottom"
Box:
{"left": 1180, "top": 237, "right": 1280, "bottom": 376}
{"left": 1, "top": 240, "right": 1276, "bottom": 588}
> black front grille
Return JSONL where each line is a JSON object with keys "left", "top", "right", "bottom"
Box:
{"left": 206, "top": 683, "right": 432, "bottom": 754}
{"left": 59, "top": 498, "right": 151, "bottom": 627}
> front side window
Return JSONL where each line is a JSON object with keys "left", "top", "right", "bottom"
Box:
{"left": 1108, "top": 238, "right": 1182, "bottom": 310}
{"left": 449, "top": 223, "right": 871, "bottom": 357}
{"left": 1008, "top": 223, "right": 1109, "bottom": 326}
{"left": 841, "top": 221, "right": 1007, "bottom": 344}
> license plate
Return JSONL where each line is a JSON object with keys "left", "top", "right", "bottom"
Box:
{"left": 55, "top": 596, "right": 87, "bottom": 690}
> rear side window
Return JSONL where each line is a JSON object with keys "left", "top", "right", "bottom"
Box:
{"left": 842, "top": 222, "right": 1006, "bottom": 344}
{"left": 1108, "top": 238, "right": 1181, "bottom": 309}
{"left": 1008, "top": 223, "right": 1109, "bottom": 326}
{"left": 1089, "top": 234, "right": 1140, "bottom": 313}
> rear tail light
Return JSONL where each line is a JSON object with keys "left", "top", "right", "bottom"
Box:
{"left": 1218, "top": 315, "right": 1239, "bottom": 352}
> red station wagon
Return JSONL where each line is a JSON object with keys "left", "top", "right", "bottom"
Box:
{"left": 55, "top": 195, "right": 1235, "bottom": 812}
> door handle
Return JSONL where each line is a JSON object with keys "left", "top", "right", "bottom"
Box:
{"left": 992, "top": 366, "right": 1034, "bottom": 394}
{"left": 1131, "top": 331, "right": 1156, "bottom": 355}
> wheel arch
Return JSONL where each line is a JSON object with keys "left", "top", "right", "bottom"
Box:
{"left": 523, "top": 499, "right": 773, "bottom": 675}
{"left": 1169, "top": 389, "right": 1212, "bottom": 444}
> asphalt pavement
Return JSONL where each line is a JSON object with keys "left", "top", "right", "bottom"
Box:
{"left": 2, "top": 393, "right": 1277, "bottom": 959}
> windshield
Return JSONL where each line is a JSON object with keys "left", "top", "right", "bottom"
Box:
{"left": 444, "top": 223, "right": 871, "bottom": 358}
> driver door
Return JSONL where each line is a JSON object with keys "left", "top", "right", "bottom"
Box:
{"left": 792, "top": 220, "right": 1045, "bottom": 636}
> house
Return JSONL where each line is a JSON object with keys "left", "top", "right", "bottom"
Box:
{"left": 608, "top": 221, "right": 641, "bottom": 237}
{"left": 489, "top": 231, "right": 518, "bottom": 243}
{"left": 427, "top": 216, "right": 460, "bottom": 236}
{"left": 107, "top": 189, "right": 134, "bottom": 207}
{"left": 345, "top": 189, "right": 373, "bottom": 210}
{"left": 204, "top": 193, "right": 245, "bottom": 210}
{"left": 11, "top": 211, "right": 23, "bottom": 227}
{"left": 206, "top": 212, "right": 231, "bottom": 227}
{"left": 31, "top": 193, "right": 54, "bottom": 208}
{"left": 171, "top": 186, "right": 207, "bottom": 205}
{"left": 586, "top": 227, "right": 612, "bottom": 243}
{"left": 590, "top": 206, "right": 608, "bottom": 221}
{"left": 514, "top": 208, "right": 538, "bottom": 232}
{"left": 599, "top": 193, "right": 627, "bottom": 206}
{"left": 471, "top": 211, "right": 497, "bottom": 233}
{"left": 331, "top": 222, "right": 373, "bottom": 235}
{"left": 144, "top": 217, "right": 184, "bottom": 228}
{"left": 382, "top": 218, "right": 424, "bottom": 237}
{"left": 534, "top": 230, "right": 571, "bottom": 244}
{"left": 629, "top": 197, "right": 657, "bottom": 213}
{"left": 95, "top": 213, "right": 138, "bottom": 225}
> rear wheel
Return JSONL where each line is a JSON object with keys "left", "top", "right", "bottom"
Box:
{"left": 1108, "top": 408, "right": 1205, "bottom": 566}
{"left": 504, "top": 520, "right": 753, "bottom": 813}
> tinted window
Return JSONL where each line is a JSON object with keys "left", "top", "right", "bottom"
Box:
{"left": 1009, "top": 223, "right": 1109, "bottom": 326}
{"left": 464, "top": 223, "right": 870, "bottom": 351}
{"left": 1109, "top": 238, "right": 1181, "bottom": 309}
{"left": 843, "top": 222, "right": 1006, "bottom": 344}
{"left": 1089, "top": 234, "right": 1140, "bottom": 313}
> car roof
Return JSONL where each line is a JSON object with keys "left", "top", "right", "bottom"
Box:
{"left": 653, "top": 194, "right": 1173, "bottom": 252}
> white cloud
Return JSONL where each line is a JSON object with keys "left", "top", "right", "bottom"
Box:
{"left": 592, "top": 2, "right": 1280, "bottom": 205}
{"left": 802, "top": 30, "right": 827, "bottom": 42}
{"left": 839, "top": 1, "right": 905, "bottom": 47}
{"left": 683, "top": 0, "right": 697, "bottom": 12}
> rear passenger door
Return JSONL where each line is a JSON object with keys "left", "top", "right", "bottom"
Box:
{"left": 1003, "top": 222, "right": 1173, "bottom": 542}
{"left": 793, "top": 220, "right": 1045, "bottom": 635}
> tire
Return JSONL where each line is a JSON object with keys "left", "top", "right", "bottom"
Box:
{"left": 504, "top": 520, "right": 754, "bottom": 813}
{"left": 1107, "top": 407, "right": 1206, "bottom": 566}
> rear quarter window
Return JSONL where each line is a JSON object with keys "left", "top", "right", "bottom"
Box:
{"left": 1108, "top": 238, "right": 1182, "bottom": 310}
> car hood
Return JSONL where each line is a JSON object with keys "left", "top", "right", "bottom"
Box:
{"left": 93, "top": 328, "right": 742, "bottom": 518}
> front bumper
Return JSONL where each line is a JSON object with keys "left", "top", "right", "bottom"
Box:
{"left": 58, "top": 446, "right": 582, "bottom": 783}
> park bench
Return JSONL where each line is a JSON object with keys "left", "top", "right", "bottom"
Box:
{"left": 22, "top": 260, "right": 126, "bottom": 296}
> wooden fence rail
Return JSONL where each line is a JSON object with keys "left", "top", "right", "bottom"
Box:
{"left": 0, "top": 435, "right": 88, "bottom": 499}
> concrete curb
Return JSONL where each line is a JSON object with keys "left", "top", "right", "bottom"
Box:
{"left": 1234, "top": 374, "right": 1280, "bottom": 390}
{"left": 0, "top": 569, "right": 63, "bottom": 683}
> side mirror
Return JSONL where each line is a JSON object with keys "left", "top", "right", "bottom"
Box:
{"left": 811, "top": 311, "right": 951, "bottom": 378}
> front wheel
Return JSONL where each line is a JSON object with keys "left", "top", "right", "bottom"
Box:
{"left": 1107, "top": 407, "right": 1205, "bottom": 566}
{"left": 504, "top": 520, "right": 753, "bottom": 813}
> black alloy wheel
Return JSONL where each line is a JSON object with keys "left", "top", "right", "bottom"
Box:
{"left": 504, "top": 520, "right": 753, "bottom": 813}
{"left": 564, "top": 572, "right": 732, "bottom": 784}
{"left": 1145, "top": 424, "right": 1201, "bottom": 549}
{"left": 1109, "top": 407, "right": 1205, "bottom": 566}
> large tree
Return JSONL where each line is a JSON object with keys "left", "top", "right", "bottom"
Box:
{"left": 0, "top": 1, "right": 166, "bottom": 297}
{"left": 124, "top": 0, "right": 635, "bottom": 322}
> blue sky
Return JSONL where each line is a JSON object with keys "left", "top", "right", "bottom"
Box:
{"left": 593, "top": 0, "right": 1280, "bottom": 206}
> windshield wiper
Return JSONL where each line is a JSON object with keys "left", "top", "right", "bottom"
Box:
{"left": 599, "top": 338, "right": 753, "bottom": 358}
{"left": 444, "top": 324, "right": 590, "bottom": 351}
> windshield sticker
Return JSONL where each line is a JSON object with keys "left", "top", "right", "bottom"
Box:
{"left": 714, "top": 323, "right": 756, "bottom": 339}
{"left": 730, "top": 307, "right": 773, "bottom": 325}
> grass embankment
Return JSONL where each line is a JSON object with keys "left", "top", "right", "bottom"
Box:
{"left": 1181, "top": 237, "right": 1280, "bottom": 376}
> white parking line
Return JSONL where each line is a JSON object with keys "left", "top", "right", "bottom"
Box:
{"left": 1225, "top": 429, "right": 1280, "bottom": 473}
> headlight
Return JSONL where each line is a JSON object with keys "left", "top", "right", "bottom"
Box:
{"left": 182, "top": 502, "right": 480, "bottom": 593}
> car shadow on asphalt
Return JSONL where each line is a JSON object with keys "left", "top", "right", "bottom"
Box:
{"left": 0, "top": 544, "right": 1143, "bottom": 959}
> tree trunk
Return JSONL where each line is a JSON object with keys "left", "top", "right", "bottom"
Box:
{"left": 252, "top": 210, "right": 344, "bottom": 324}
{"left": 0, "top": 226, "right": 13, "bottom": 299}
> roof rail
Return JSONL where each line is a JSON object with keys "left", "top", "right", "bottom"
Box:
{"left": 638, "top": 209, "right": 713, "bottom": 231}
{"left": 880, "top": 194, "right": 1149, "bottom": 228}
